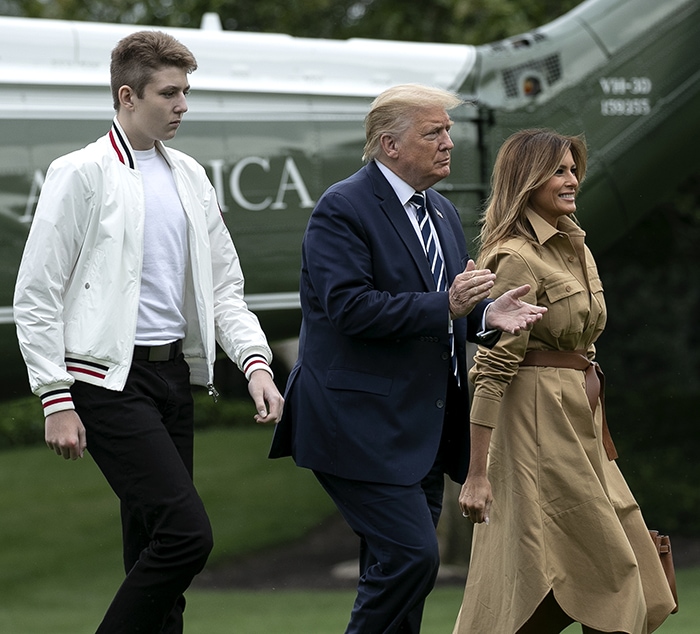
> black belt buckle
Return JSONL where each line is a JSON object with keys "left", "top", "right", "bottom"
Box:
{"left": 134, "top": 340, "right": 182, "bottom": 362}
{"left": 147, "top": 343, "right": 173, "bottom": 362}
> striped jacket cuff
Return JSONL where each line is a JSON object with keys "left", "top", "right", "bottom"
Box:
{"left": 40, "top": 388, "right": 75, "bottom": 417}
{"left": 242, "top": 354, "right": 273, "bottom": 381}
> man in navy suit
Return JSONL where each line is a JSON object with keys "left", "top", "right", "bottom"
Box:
{"left": 270, "top": 84, "right": 545, "bottom": 633}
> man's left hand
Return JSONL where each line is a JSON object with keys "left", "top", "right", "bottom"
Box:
{"left": 248, "top": 370, "right": 284, "bottom": 424}
{"left": 486, "top": 284, "right": 547, "bottom": 335}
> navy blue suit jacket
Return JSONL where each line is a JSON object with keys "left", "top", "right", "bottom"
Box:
{"left": 269, "top": 161, "right": 494, "bottom": 485}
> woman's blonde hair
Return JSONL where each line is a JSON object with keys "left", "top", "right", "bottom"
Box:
{"left": 362, "top": 84, "right": 462, "bottom": 162}
{"left": 477, "top": 129, "right": 587, "bottom": 261}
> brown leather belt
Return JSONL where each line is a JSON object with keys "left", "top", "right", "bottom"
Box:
{"left": 520, "top": 349, "right": 618, "bottom": 461}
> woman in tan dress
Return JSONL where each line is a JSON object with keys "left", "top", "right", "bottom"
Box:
{"left": 453, "top": 129, "right": 676, "bottom": 634}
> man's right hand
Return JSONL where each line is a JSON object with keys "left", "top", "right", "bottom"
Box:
{"left": 46, "top": 410, "right": 87, "bottom": 460}
{"left": 448, "top": 259, "right": 496, "bottom": 319}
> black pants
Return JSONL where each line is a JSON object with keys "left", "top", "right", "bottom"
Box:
{"left": 72, "top": 355, "right": 213, "bottom": 634}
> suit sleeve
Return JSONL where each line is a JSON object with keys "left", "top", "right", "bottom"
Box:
{"left": 302, "top": 189, "right": 450, "bottom": 340}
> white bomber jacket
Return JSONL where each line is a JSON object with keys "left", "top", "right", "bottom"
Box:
{"left": 14, "top": 118, "right": 273, "bottom": 416}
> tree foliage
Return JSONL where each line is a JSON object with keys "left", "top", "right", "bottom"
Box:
{"left": 1, "top": 0, "right": 580, "bottom": 44}
{"left": 597, "top": 171, "right": 700, "bottom": 534}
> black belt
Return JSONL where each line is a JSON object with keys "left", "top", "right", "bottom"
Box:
{"left": 133, "top": 340, "right": 183, "bottom": 362}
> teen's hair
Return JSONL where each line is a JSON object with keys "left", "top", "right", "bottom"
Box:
{"left": 110, "top": 30, "right": 198, "bottom": 110}
{"left": 362, "top": 84, "right": 463, "bottom": 162}
{"left": 477, "top": 129, "right": 587, "bottom": 260}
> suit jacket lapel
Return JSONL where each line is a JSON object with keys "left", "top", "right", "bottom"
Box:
{"left": 366, "top": 163, "right": 435, "bottom": 290}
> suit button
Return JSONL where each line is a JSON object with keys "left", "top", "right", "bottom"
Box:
{"left": 436, "top": 399, "right": 445, "bottom": 409}
{"left": 441, "top": 352, "right": 449, "bottom": 360}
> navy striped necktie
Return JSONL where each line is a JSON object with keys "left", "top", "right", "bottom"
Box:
{"left": 410, "top": 193, "right": 445, "bottom": 292}
{"left": 410, "top": 192, "right": 459, "bottom": 385}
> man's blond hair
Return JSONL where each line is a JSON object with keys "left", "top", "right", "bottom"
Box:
{"left": 362, "top": 84, "right": 463, "bottom": 162}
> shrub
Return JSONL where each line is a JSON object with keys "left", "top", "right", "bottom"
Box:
{"left": 0, "top": 391, "right": 259, "bottom": 451}
{"left": 0, "top": 397, "right": 44, "bottom": 450}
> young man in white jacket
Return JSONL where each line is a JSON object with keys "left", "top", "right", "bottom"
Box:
{"left": 13, "top": 30, "right": 283, "bottom": 634}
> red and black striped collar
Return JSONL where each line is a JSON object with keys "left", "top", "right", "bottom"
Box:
{"left": 108, "top": 120, "right": 136, "bottom": 169}
{"left": 108, "top": 119, "right": 170, "bottom": 171}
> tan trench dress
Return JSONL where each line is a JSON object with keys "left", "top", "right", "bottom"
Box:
{"left": 453, "top": 210, "right": 676, "bottom": 634}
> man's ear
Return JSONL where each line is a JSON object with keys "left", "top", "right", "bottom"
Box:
{"left": 118, "top": 85, "right": 136, "bottom": 111}
{"left": 379, "top": 133, "right": 399, "bottom": 159}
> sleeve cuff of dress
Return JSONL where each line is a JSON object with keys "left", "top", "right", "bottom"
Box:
{"left": 242, "top": 354, "right": 274, "bottom": 381}
{"left": 40, "top": 388, "right": 75, "bottom": 417}
{"left": 469, "top": 393, "right": 500, "bottom": 429}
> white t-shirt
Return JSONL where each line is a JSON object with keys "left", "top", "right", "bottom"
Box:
{"left": 133, "top": 147, "right": 188, "bottom": 345}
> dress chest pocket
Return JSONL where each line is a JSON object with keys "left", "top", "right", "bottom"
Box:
{"left": 544, "top": 275, "right": 586, "bottom": 303}
{"left": 542, "top": 272, "right": 588, "bottom": 338}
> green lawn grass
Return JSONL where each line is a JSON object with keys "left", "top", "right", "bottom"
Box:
{"left": 184, "top": 578, "right": 699, "bottom": 634}
{"left": 0, "top": 425, "right": 696, "bottom": 633}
